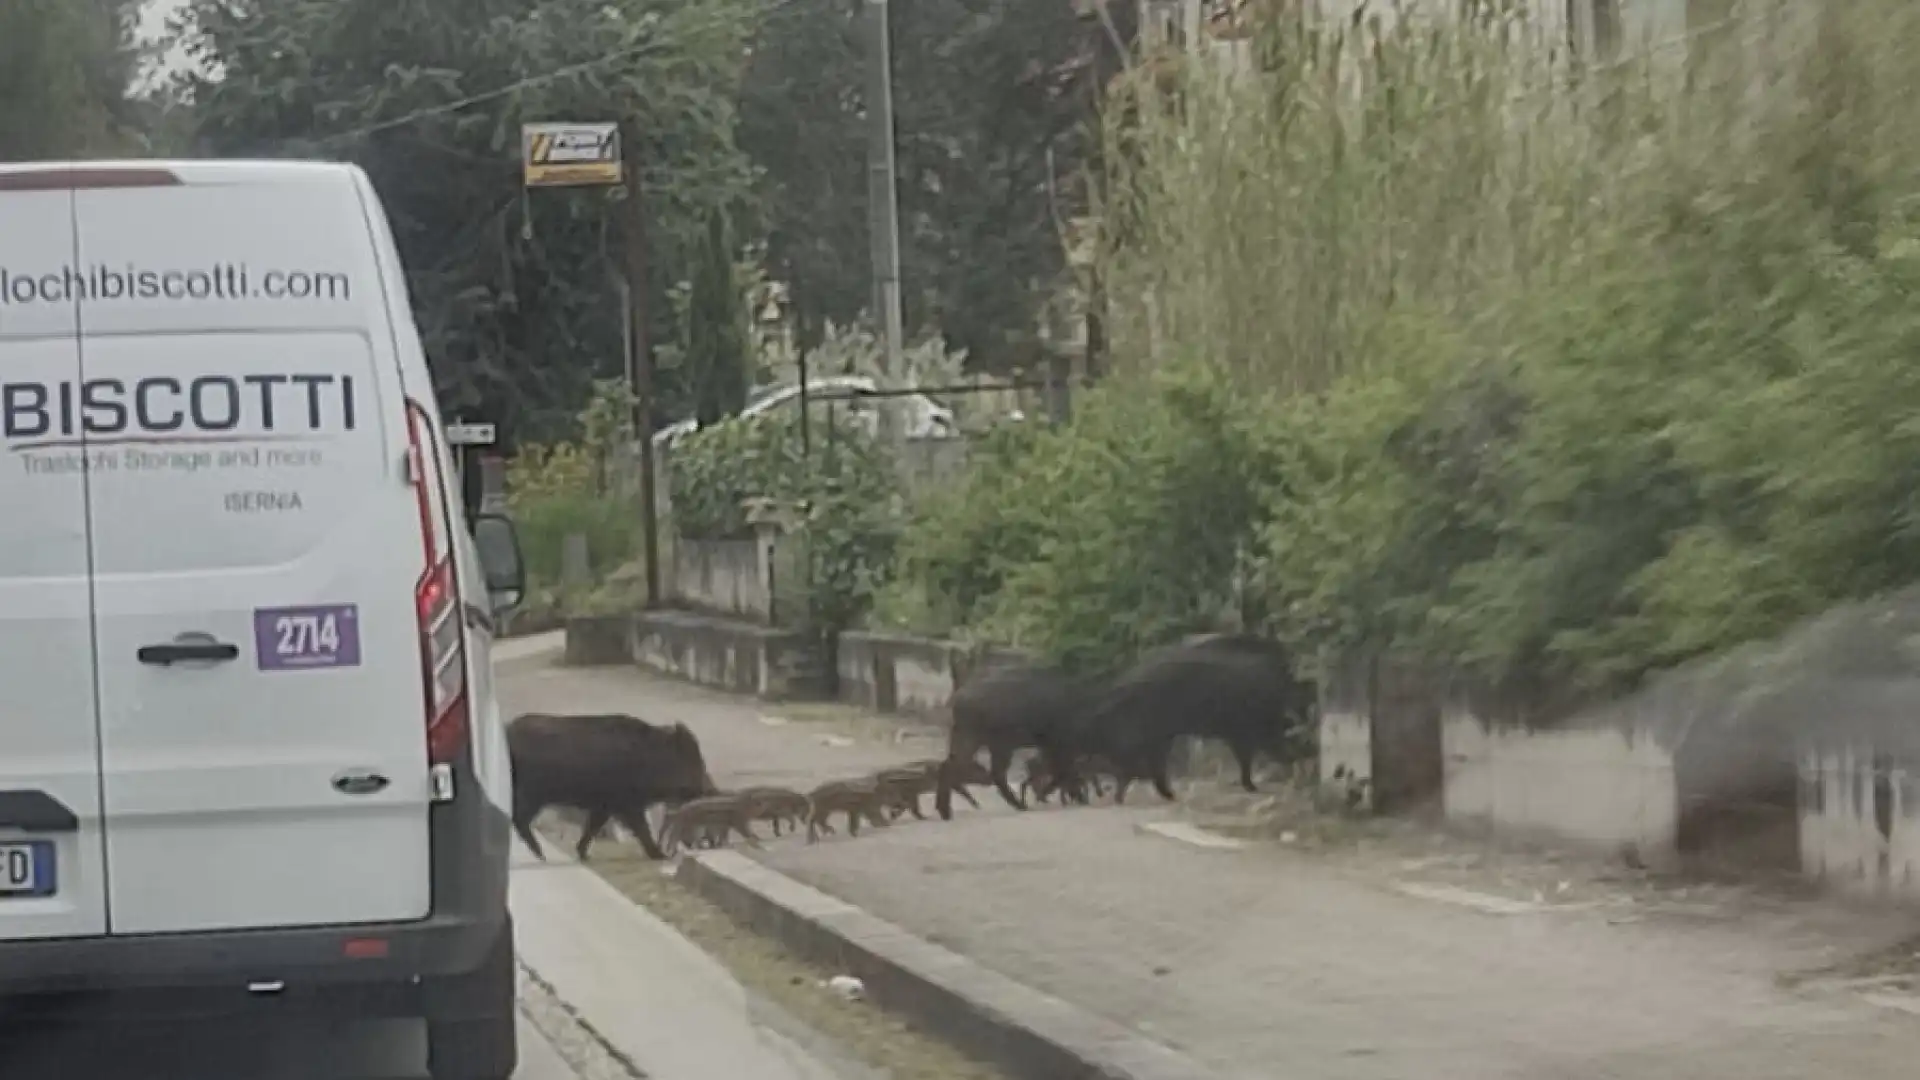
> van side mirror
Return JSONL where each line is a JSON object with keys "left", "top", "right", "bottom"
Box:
{"left": 471, "top": 513, "right": 526, "bottom": 613}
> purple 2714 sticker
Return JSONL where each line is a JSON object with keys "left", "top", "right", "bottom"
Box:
{"left": 253, "top": 604, "right": 362, "bottom": 671}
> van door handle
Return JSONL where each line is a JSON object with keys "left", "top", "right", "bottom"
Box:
{"left": 137, "top": 641, "right": 240, "bottom": 666}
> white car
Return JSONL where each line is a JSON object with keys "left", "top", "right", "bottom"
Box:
{"left": 653, "top": 375, "right": 958, "bottom": 448}
{"left": 0, "top": 160, "right": 527, "bottom": 1079}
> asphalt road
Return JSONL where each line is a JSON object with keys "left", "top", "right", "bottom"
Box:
{"left": 1, "top": 632, "right": 863, "bottom": 1080}
{"left": 3, "top": 1013, "right": 579, "bottom": 1080}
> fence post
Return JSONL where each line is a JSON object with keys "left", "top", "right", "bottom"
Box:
{"left": 1045, "top": 352, "right": 1072, "bottom": 425}
{"left": 560, "top": 532, "right": 592, "bottom": 590}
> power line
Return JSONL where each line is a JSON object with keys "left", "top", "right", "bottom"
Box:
{"left": 300, "top": 0, "right": 805, "bottom": 151}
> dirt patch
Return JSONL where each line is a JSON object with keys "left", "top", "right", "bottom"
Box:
{"left": 1777, "top": 932, "right": 1920, "bottom": 992}
{"left": 538, "top": 822, "right": 1008, "bottom": 1080}
{"left": 1172, "top": 774, "right": 1849, "bottom": 922}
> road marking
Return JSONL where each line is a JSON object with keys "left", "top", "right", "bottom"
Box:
{"left": 1860, "top": 992, "right": 1920, "bottom": 1016}
{"left": 1137, "top": 821, "right": 1249, "bottom": 850}
{"left": 1393, "top": 882, "right": 1544, "bottom": 915}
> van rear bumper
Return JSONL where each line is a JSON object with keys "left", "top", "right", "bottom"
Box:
{"left": 0, "top": 906, "right": 505, "bottom": 997}
{"left": 0, "top": 776, "right": 511, "bottom": 1021}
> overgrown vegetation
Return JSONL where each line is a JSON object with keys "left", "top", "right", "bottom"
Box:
{"left": 668, "top": 406, "right": 904, "bottom": 635}
{"left": 507, "top": 380, "right": 642, "bottom": 615}
{"left": 169, "top": 0, "right": 757, "bottom": 442}
{"left": 0, "top": 0, "right": 154, "bottom": 160}
{"left": 883, "top": 0, "right": 1920, "bottom": 703}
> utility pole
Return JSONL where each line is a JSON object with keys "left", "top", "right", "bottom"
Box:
{"left": 864, "top": 0, "right": 906, "bottom": 399}
{"left": 620, "top": 116, "right": 662, "bottom": 607}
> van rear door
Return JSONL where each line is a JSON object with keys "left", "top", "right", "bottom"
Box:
{"left": 71, "top": 165, "right": 431, "bottom": 934}
{"left": 0, "top": 174, "right": 110, "bottom": 940}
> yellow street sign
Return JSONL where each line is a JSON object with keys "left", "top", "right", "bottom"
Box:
{"left": 521, "top": 122, "right": 622, "bottom": 188}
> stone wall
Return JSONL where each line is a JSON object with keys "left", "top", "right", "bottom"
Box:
{"left": 629, "top": 609, "right": 824, "bottom": 700}
{"left": 563, "top": 609, "right": 826, "bottom": 701}
{"left": 669, "top": 538, "right": 768, "bottom": 622}
{"left": 833, "top": 631, "right": 1038, "bottom": 715}
{"left": 836, "top": 632, "right": 965, "bottom": 714}
{"left": 1442, "top": 712, "right": 1680, "bottom": 865}
{"left": 1326, "top": 584, "right": 1920, "bottom": 897}
{"left": 1801, "top": 743, "right": 1920, "bottom": 901}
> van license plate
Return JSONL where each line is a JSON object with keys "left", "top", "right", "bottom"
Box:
{"left": 0, "top": 842, "right": 55, "bottom": 897}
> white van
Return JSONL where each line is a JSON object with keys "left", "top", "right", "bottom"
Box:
{"left": 0, "top": 160, "right": 527, "bottom": 1078}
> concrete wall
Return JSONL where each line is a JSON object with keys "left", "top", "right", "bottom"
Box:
{"left": 626, "top": 609, "right": 824, "bottom": 701}
{"left": 562, "top": 609, "right": 825, "bottom": 700}
{"left": 837, "top": 632, "right": 964, "bottom": 715}
{"left": 1317, "top": 706, "right": 1374, "bottom": 809}
{"left": 1320, "top": 585, "right": 1920, "bottom": 901}
{"left": 1801, "top": 743, "right": 1920, "bottom": 901}
{"left": 669, "top": 538, "right": 768, "bottom": 622}
{"left": 1443, "top": 711, "right": 1680, "bottom": 864}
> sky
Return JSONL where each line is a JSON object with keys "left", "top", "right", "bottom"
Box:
{"left": 136, "top": 0, "right": 195, "bottom": 85}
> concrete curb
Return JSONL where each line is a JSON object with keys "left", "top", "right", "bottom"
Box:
{"left": 676, "top": 850, "right": 1232, "bottom": 1080}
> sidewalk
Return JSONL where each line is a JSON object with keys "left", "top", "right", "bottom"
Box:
{"left": 510, "top": 834, "right": 868, "bottom": 1080}
{"left": 500, "top": 651, "right": 1920, "bottom": 1080}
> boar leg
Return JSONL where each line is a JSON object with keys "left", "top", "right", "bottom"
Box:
{"left": 1113, "top": 749, "right": 1136, "bottom": 799}
{"left": 732, "top": 819, "right": 763, "bottom": 848}
{"left": 511, "top": 791, "right": 548, "bottom": 860}
{"left": 1038, "top": 742, "right": 1085, "bottom": 806}
{"left": 617, "top": 806, "right": 669, "bottom": 860}
{"left": 1228, "top": 734, "right": 1260, "bottom": 793}
{"left": 988, "top": 742, "right": 1026, "bottom": 810}
{"left": 575, "top": 809, "right": 611, "bottom": 861}
{"left": 934, "top": 756, "right": 963, "bottom": 821}
{"left": 1149, "top": 742, "right": 1178, "bottom": 801}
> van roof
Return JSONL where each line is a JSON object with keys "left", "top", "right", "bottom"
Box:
{"left": 0, "top": 159, "right": 363, "bottom": 189}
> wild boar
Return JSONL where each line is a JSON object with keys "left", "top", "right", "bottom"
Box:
{"left": 872, "top": 758, "right": 990, "bottom": 821}
{"left": 660, "top": 793, "right": 762, "bottom": 855}
{"left": 805, "top": 778, "right": 893, "bottom": 842}
{"left": 731, "top": 785, "right": 812, "bottom": 837}
{"left": 935, "top": 662, "right": 1101, "bottom": 821}
{"left": 507, "top": 712, "right": 717, "bottom": 861}
{"left": 1078, "top": 633, "right": 1316, "bottom": 803}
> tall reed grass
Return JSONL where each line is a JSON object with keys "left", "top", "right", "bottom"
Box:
{"left": 1099, "top": 0, "right": 1920, "bottom": 397}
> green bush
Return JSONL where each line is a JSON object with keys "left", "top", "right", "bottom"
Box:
{"left": 512, "top": 490, "right": 638, "bottom": 588}
{"left": 890, "top": 363, "right": 1272, "bottom": 674}
{"left": 887, "top": 1, "right": 1920, "bottom": 707}
{"left": 879, "top": 418, "right": 1050, "bottom": 636}
{"left": 668, "top": 408, "right": 905, "bottom": 633}
{"left": 504, "top": 379, "right": 641, "bottom": 600}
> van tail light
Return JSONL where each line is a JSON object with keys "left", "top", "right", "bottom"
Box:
{"left": 417, "top": 559, "right": 468, "bottom": 764}
{"left": 407, "top": 404, "right": 469, "bottom": 766}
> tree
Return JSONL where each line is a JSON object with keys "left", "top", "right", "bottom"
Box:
{"left": 686, "top": 210, "right": 750, "bottom": 425}
{"left": 735, "top": 0, "right": 868, "bottom": 355}
{"left": 739, "top": 0, "right": 1120, "bottom": 375}
{"left": 168, "top": 0, "right": 758, "bottom": 443}
{"left": 0, "top": 0, "right": 144, "bottom": 160}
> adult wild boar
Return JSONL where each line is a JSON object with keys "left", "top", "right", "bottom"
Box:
{"left": 507, "top": 712, "right": 717, "bottom": 861}
{"left": 1078, "top": 633, "right": 1316, "bottom": 803}
{"left": 936, "top": 661, "right": 1100, "bottom": 820}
